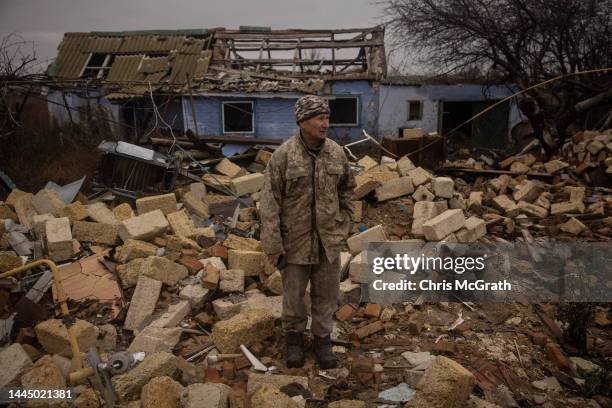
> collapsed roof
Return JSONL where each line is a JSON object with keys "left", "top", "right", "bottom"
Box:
{"left": 48, "top": 26, "right": 386, "bottom": 98}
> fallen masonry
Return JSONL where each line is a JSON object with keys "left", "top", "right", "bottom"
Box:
{"left": 0, "top": 128, "right": 610, "bottom": 408}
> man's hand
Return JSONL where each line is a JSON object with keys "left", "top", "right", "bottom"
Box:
{"left": 267, "top": 252, "right": 284, "bottom": 266}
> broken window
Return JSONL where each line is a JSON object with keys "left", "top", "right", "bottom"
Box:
{"left": 223, "top": 101, "right": 254, "bottom": 133}
{"left": 408, "top": 100, "right": 423, "bottom": 121}
{"left": 80, "top": 53, "right": 114, "bottom": 79}
{"left": 329, "top": 97, "right": 359, "bottom": 126}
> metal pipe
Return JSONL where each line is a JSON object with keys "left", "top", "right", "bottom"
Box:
{"left": 0, "top": 260, "right": 83, "bottom": 371}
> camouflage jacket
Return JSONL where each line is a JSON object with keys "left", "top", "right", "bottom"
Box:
{"left": 260, "top": 133, "right": 356, "bottom": 264}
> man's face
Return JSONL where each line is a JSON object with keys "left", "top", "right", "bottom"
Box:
{"left": 299, "top": 113, "right": 329, "bottom": 141}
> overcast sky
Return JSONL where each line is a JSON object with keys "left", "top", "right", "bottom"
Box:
{"left": 0, "top": 0, "right": 405, "bottom": 72}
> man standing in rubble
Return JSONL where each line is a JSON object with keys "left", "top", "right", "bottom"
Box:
{"left": 260, "top": 95, "right": 356, "bottom": 369}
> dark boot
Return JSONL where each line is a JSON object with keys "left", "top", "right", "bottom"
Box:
{"left": 286, "top": 331, "right": 305, "bottom": 368}
{"left": 313, "top": 335, "right": 337, "bottom": 369}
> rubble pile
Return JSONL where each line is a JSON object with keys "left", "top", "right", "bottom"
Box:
{"left": 0, "top": 137, "right": 610, "bottom": 408}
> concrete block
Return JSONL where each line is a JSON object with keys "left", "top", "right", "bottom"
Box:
{"left": 231, "top": 173, "right": 265, "bottom": 196}
{"left": 242, "top": 293, "right": 283, "bottom": 319}
{"left": 216, "top": 158, "right": 245, "bottom": 179}
{"left": 397, "top": 156, "right": 416, "bottom": 176}
{"left": 0, "top": 343, "right": 33, "bottom": 388}
{"left": 35, "top": 318, "right": 98, "bottom": 357}
{"left": 544, "top": 159, "right": 569, "bottom": 174}
{"left": 412, "top": 185, "right": 435, "bottom": 202}
{"left": 513, "top": 180, "right": 543, "bottom": 203}
{"left": 376, "top": 177, "right": 414, "bottom": 201}
{"left": 219, "top": 269, "right": 245, "bottom": 293}
{"left": 250, "top": 383, "right": 302, "bottom": 408}
{"left": 212, "top": 309, "right": 275, "bottom": 353}
{"left": 6, "top": 188, "right": 31, "bottom": 208}
{"left": 115, "top": 239, "right": 158, "bottom": 263}
{"left": 87, "top": 202, "right": 119, "bottom": 224}
{"left": 32, "top": 188, "right": 66, "bottom": 216}
{"left": 179, "top": 284, "right": 210, "bottom": 308}
{"left": 113, "top": 203, "right": 135, "bottom": 221}
{"left": 20, "top": 355, "right": 66, "bottom": 394}
{"left": 199, "top": 257, "right": 227, "bottom": 271}
{"left": 405, "top": 356, "right": 476, "bottom": 408}
{"left": 559, "top": 217, "right": 588, "bottom": 235}
{"left": 348, "top": 253, "right": 367, "bottom": 283}
{"left": 128, "top": 326, "right": 182, "bottom": 355}
{"left": 422, "top": 209, "right": 466, "bottom": 241}
{"left": 565, "top": 186, "right": 586, "bottom": 203}
{"left": 467, "top": 192, "right": 483, "bottom": 209}
{"left": 167, "top": 209, "right": 198, "bottom": 238}
{"left": 112, "top": 351, "right": 177, "bottom": 401}
{"left": 141, "top": 376, "right": 184, "bottom": 408}
{"left": 369, "top": 170, "right": 399, "bottom": 183}
{"left": 150, "top": 300, "right": 191, "bottom": 328}
{"left": 255, "top": 149, "right": 273, "bottom": 165}
{"left": 535, "top": 192, "right": 551, "bottom": 209}
{"left": 223, "top": 234, "right": 262, "bottom": 252}
{"left": 13, "top": 194, "right": 37, "bottom": 229}
{"left": 228, "top": 250, "right": 265, "bottom": 276}
{"left": 517, "top": 201, "right": 548, "bottom": 218}
{"left": 407, "top": 167, "right": 432, "bottom": 187}
{"left": 354, "top": 177, "right": 380, "bottom": 199}
{"left": 136, "top": 193, "right": 177, "bottom": 215}
{"left": 72, "top": 221, "right": 119, "bottom": 245}
{"left": 247, "top": 372, "right": 309, "bottom": 396}
{"left": 455, "top": 216, "right": 487, "bottom": 243}
{"left": 265, "top": 270, "right": 283, "bottom": 295}
{"left": 353, "top": 201, "right": 363, "bottom": 223}
{"left": 212, "top": 296, "right": 249, "bottom": 320}
{"left": 181, "top": 383, "right": 232, "bottom": 408}
{"left": 45, "top": 217, "right": 74, "bottom": 262}
{"left": 119, "top": 209, "right": 169, "bottom": 242}
{"left": 586, "top": 140, "right": 605, "bottom": 154}
{"left": 347, "top": 224, "right": 387, "bottom": 255}
{"left": 124, "top": 275, "right": 162, "bottom": 331}
{"left": 189, "top": 182, "right": 207, "bottom": 200}
{"left": 357, "top": 155, "right": 378, "bottom": 172}
{"left": 492, "top": 195, "right": 520, "bottom": 218}
{"left": 60, "top": 201, "right": 89, "bottom": 222}
{"left": 551, "top": 201, "right": 585, "bottom": 215}
{"left": 432, "top": 177, "right": 454, "bottom": 198}
{"left": 181, "top": 191, "right": 210, "bottom": 219}
{"left": 32, "top": 213, "right": 55, "bottom": 237}
{"left": 510, "top": 161, "right": 530, "bottom": 173}
{"left": 137, "top": 256, "right": 189, "bottom": 286}
{"left": 411, "top": 201, "right": 442, "bottom": 236}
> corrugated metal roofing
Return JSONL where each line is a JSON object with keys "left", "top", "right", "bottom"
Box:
{"left": 106, "top": 55, "right": 144, "bottom": 82}
{"left": 54, "top": 36, "right": 91, "bottom": 78}
{"left": 139, "top": 57, "right": 169, "bottom": 74}
{"left": 118, "top": 35, "right": 186, "bottom": 53}
{"left": 85, "top": 37, "right": 123, "bottom": 53}
{"left": 168, "top": 51, "right": 211, "bottom": 84}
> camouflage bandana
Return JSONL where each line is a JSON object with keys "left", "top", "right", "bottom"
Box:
{"left": 294, "top": 95, "right": 330, "bottom": 123}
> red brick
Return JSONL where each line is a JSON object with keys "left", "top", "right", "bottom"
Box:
{"left": 349, "top": 320, "right": 385, "bottom": 340}
{"left": 335, "top": 304, "right": 357, "bottom": 322}
{"left": 204, "top": 368, "right": 223, "bottom": 383}
{"left": 208, "top": 243, "right": 228, "bottom": 259}
{"left": 222, "top": 361, "right": 236, "bottom": 380}
{"left": 194, "top": 312, "right": 213, "bottom": 327}
{"left": 178, "top": 256, "right": 204, "bottom": 274}
{"left": 201, "top": 265, "right": 220, "bottom": 289}
{"left": 545, "top": 342, "right": 572, "bottom": 373}
{"left": 530, "top": 332, "right": 549, "bottom": 347}
{"left": 364, "top": 303, "right": 382, "bottom": 318}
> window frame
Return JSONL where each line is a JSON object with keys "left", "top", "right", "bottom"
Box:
{"left": 407, "top": 100, "right": 423, "bottom": 121}
{"left": 328, "top": 96, "right": 360, "bottom": 127}
{"left": 79, "top": 53, "right": 113, "bottom": 79}
{"left": 222, "top": 101, "right": 255, "bottom": 134}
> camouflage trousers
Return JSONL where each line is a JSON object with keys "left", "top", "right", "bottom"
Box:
{"left": 281, "top": 245, "right": 341, "bottom": 338}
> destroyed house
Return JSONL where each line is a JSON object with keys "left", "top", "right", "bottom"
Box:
{"left": 47, "top": 26, "right": 387, "bottom": 144}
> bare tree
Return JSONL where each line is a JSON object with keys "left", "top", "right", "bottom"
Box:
{"left": 381, "top": 0, "right": 612, "bottom": 154}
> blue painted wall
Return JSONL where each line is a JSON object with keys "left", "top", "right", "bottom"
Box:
{"left": 183, "top": 80, "right": 379, "bottom": 144}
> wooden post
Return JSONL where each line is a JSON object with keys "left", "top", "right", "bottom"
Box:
{"left": 186, "top": 76, "right": 200, "bottom": 137}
